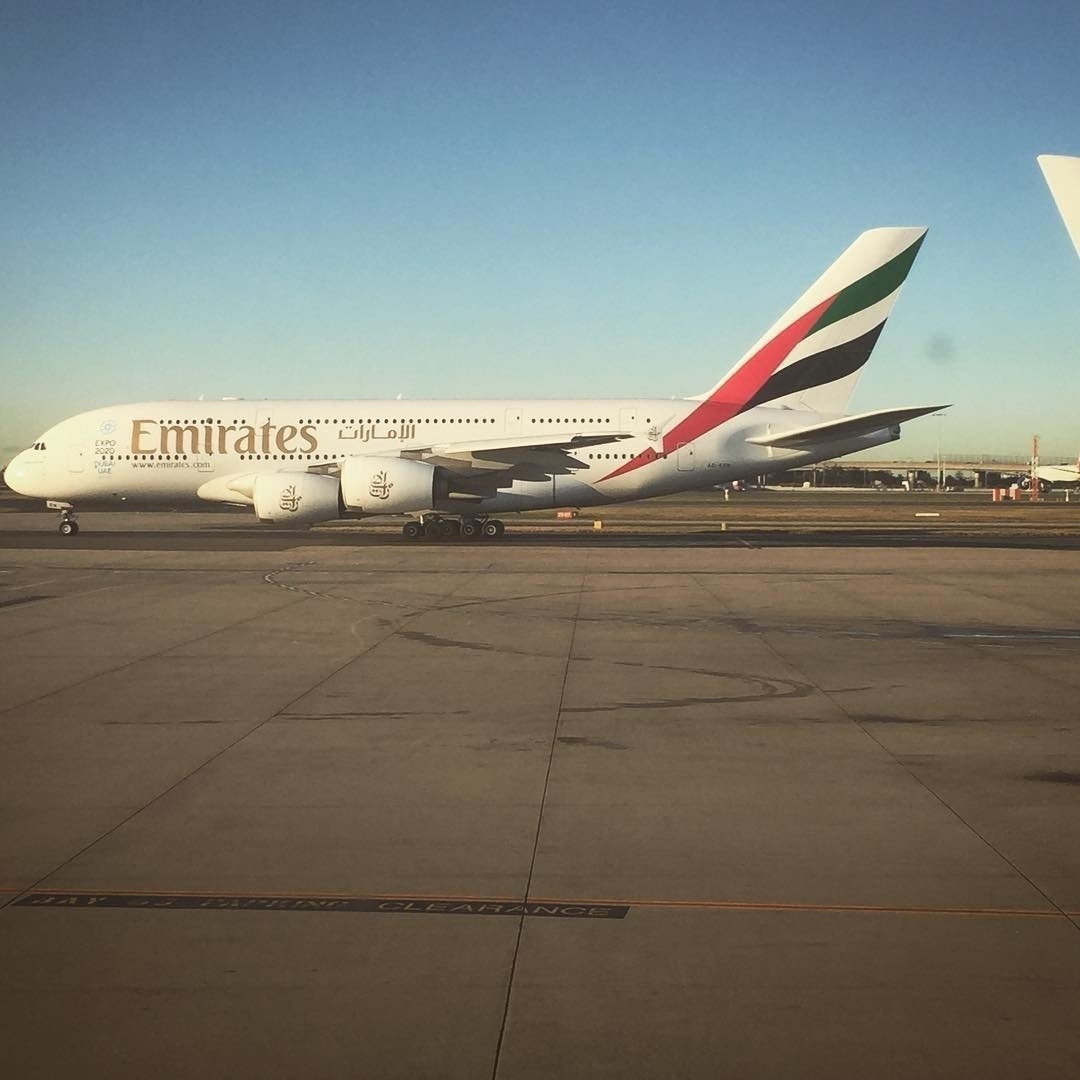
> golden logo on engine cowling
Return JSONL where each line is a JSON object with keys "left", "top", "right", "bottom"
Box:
{"left": 279, "top": 484, "right": 302, "bottom": 513}
{"left": 369, "top": 471, "right": 393, "bottom": 499}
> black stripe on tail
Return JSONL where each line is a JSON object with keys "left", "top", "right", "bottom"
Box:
{"left": 739, "top": 322, "right": 885, "bottom": 412}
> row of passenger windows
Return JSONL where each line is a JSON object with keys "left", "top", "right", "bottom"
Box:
{"left": 160, "top": 418, "right": 500, "bottom": 426}
{"left": 100, "top": 453, "right": 340, "bottom": 461}
{"left": 535, "top": 418, "right": 605, "bottom": 425}
{"left": 101, "top": 451, "right": 636, "bottom": 463}
{"left": 155, "top": 416, "right": 654, "bottom": 427}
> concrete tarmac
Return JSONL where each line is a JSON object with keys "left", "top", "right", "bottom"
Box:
{"left": 2, "top": 514, "right": 1080, "bottom": 1078}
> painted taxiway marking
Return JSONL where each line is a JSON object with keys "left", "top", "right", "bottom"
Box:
{"left": 942, "top": 630, "right": 1080, "bottom": 640}
{"left": 10, "top": 889, "right": 1077, "bottom": 922}
{"left": 11, "top": 890, "right": 627, "bottom": 920}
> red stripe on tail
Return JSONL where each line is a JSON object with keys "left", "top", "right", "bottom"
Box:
{"left": 600, "top": 293, "right": 836, "bottom": 482}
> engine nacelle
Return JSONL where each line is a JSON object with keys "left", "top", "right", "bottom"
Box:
{"left": 340, "top": 456, "right": 438, "bottom": 514}
{"left": 253, "top": 472, "right": 343, "bottom": 524}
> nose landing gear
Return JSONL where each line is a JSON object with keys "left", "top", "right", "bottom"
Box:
{"left": 49, "top": 501, "right": 79, "bottom": 537}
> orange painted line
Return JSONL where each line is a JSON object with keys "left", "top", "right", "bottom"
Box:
{"left": 529, "top": 895, "right": 1077, "bottom": 919}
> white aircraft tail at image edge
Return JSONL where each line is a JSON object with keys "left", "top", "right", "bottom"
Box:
{"left": 5, "top": 226, "right": 944, "bottom": 539}
{"left": 1038, "top": 154, "right": 1080, "bottom": 259}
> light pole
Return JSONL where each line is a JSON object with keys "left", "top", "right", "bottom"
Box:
{"left": 934, "top": 411, "right": 945, "bottom": 492}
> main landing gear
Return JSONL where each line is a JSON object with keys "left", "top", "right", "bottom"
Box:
{"left": 401, "top": 514, "right": 506, "bottom": 541}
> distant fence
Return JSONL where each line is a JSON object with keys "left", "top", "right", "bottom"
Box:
{"left": 818, "top": 455, "right": 1076, "bottom": 470}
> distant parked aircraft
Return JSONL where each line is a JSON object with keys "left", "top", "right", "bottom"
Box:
{"left": 1034, "top": 464, "right": 1080, "bottom": 487}
{"left": 5, "top": 227, "right": 943, "bottom": 539}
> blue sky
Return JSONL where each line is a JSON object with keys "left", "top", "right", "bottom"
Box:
{"left": 3, "top": 0, "right": 1079, "bottom": 464}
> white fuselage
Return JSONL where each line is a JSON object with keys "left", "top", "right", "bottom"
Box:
{"left": 5, "top": 397, "right": 898, "bottom": 515}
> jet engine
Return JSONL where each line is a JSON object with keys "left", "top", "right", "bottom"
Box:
{"left": 340, "top": 456, "right": 440, "bottom": 514}
{"left": 253, "top": 472, "right": 343, "bottom": 524}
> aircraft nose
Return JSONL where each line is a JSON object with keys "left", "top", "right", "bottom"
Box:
{"left": 3, "top": 451, "right": 45, "bottom": 497}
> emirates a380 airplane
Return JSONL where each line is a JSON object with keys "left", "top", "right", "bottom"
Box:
{"left": 5, "top": 226, "right": 942, "bottom": 539}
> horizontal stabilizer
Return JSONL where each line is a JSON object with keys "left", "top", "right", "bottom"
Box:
{"left": 746, "top": 405, "right": 947, "bottom": 449}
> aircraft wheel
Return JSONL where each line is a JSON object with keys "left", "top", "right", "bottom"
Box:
{"left": 402, "top": 521, "right": 423, "bottom": 540}
{"left": 460, "top": 519, "right": 480, "bottom": 539}
{"left": 482, "top": 520, "right": 500, "bottom": 539}
{"left": 492, "top": 519, "right": 505, "bottom": 538}
{"left": 59, "top": 520, "right": 79, "bottom": 537}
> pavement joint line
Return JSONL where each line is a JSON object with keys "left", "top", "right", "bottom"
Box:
{"left": 848, "top": 570, "right": 1080, "bottom": 929}
{"left": 834, "top": 677, "right": 1079, "bottom": 931}
{"left": 0, "top": 585, "right": 313, "bottom": 718}
{"left": 16, "top": 570, "right": 480, "bottom": 900}
{"left": 491, "top": 565, "right": 588, "bottom": 1080}
{"left": 687, "top": 570, "right": 1080, "bottom": 930}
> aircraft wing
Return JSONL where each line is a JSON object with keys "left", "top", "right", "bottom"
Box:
{"left": 198, "top": 432, "right": 634, "bottom": 505}
{"left": 745, "top": 405, "right": 947, "bottom": 450}
{"left": 416, "top": 431, "right": 632, "bottom": 474}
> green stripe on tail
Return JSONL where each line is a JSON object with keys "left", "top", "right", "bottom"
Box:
{"left": 810, "top": 232, "right": 926, "bottom": 336}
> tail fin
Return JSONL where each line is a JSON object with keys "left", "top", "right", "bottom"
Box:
{"left": 696, "top": 227, "right": 927, "bottom": 414}
{"left": 1038, "top": 154, "right": 1080, "bottom": 260}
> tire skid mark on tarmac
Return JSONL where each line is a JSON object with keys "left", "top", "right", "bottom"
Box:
{"left": 394, "top": 628, "right": 813, "bottom": 708}
{"left": 263, "top": 570, "right": 1080, "bottom": 645}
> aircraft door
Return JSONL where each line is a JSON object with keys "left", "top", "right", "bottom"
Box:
{"left": 505, "top": 408, "right": 522, "bottom": 436}
{"left": 676, "top": 442, "right": 696, "bottom": 471}
{"left": 619, "top": 407, "right": 637, "bottom": 431}
{"left": 67, "top": 445, "right": 86, "bottom": 473}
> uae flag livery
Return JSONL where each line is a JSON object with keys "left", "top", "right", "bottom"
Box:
{"left": 603, "top": 228, "right": 926, "bottom": 481}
